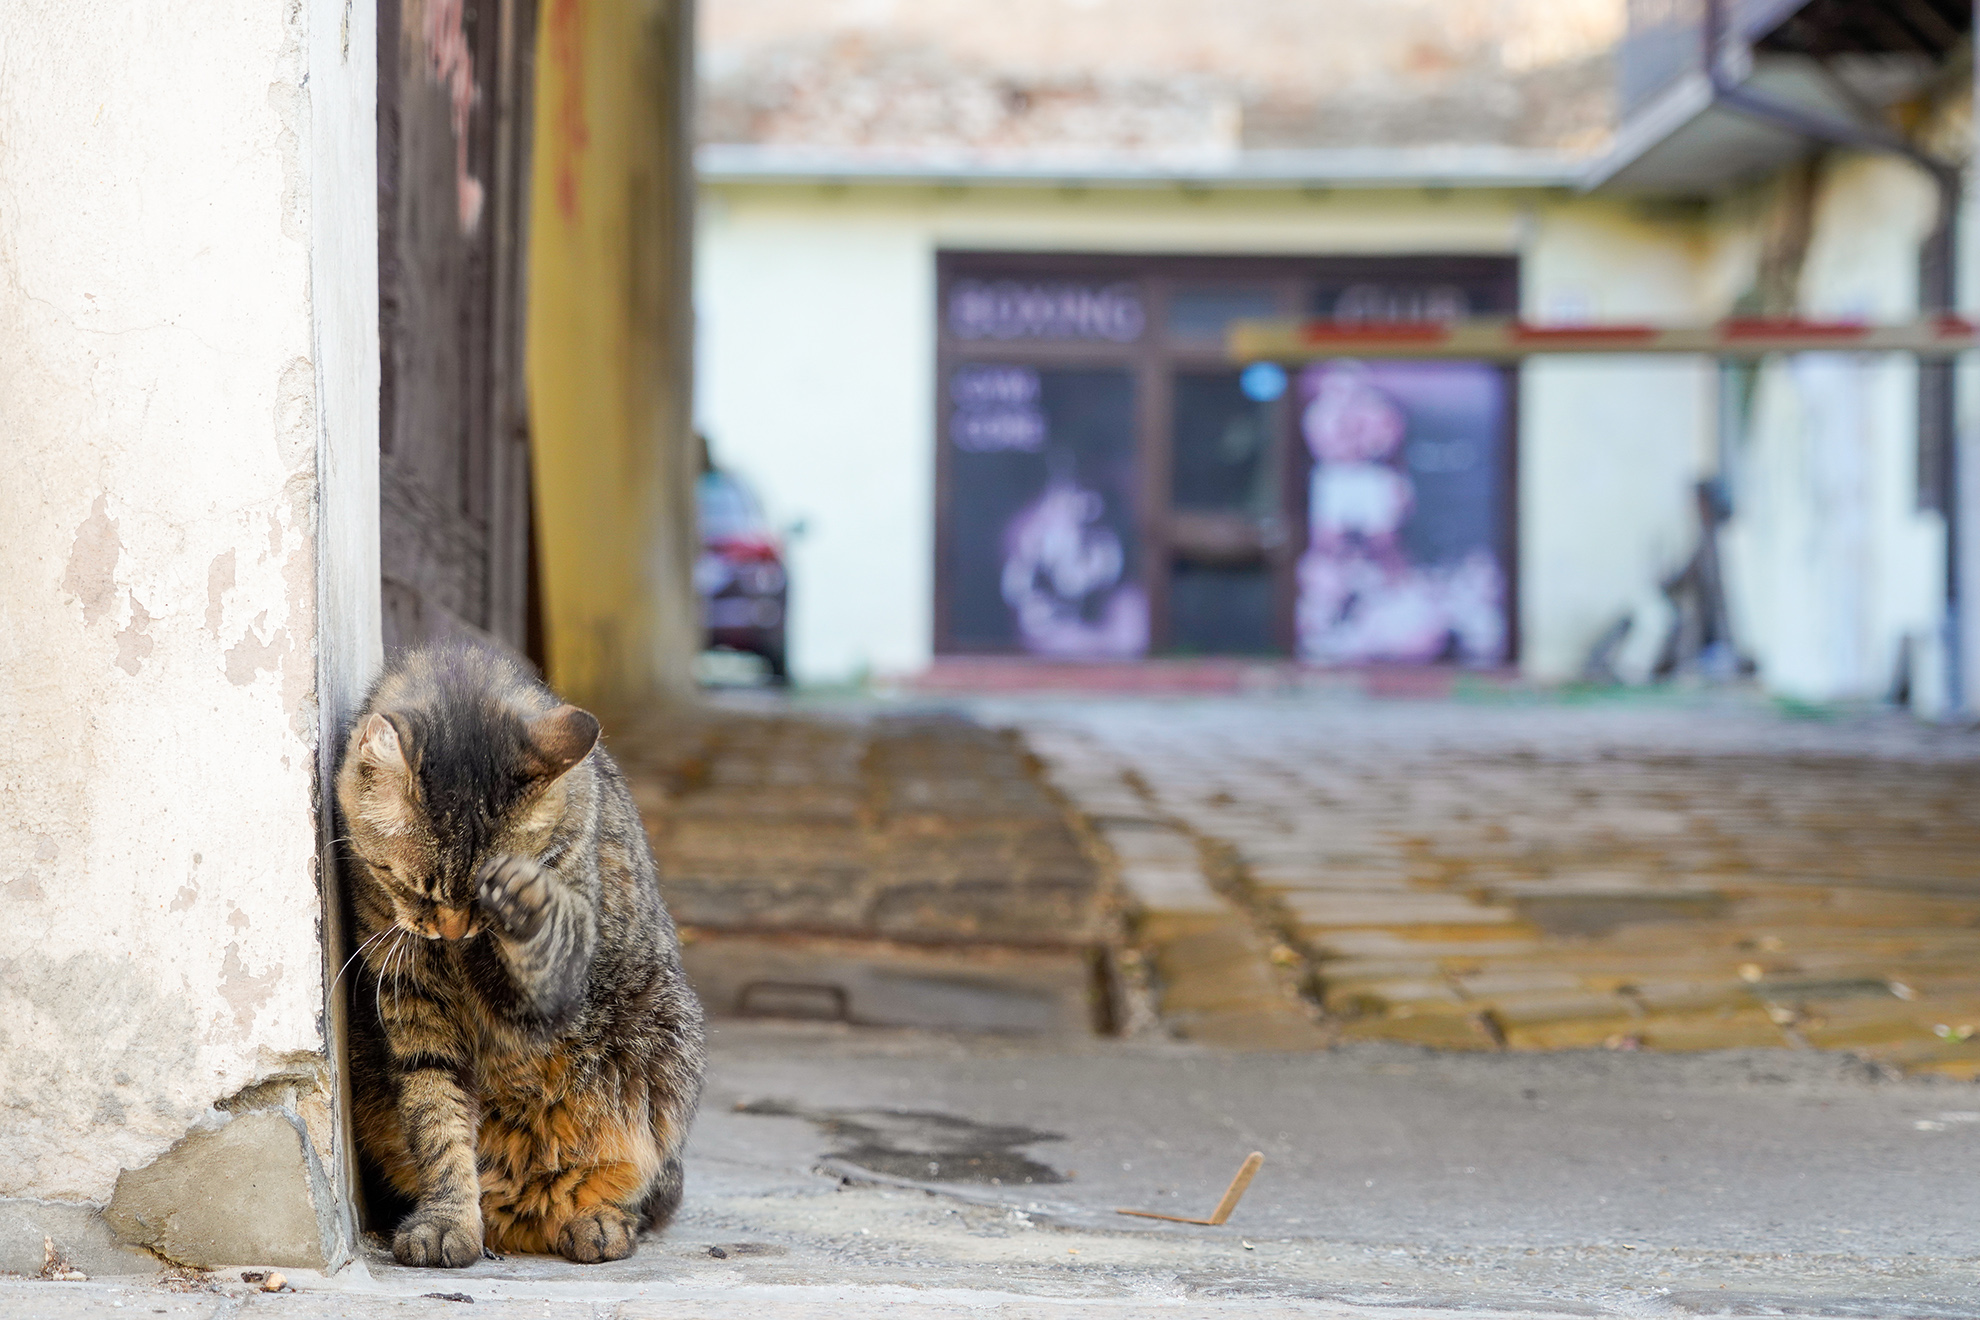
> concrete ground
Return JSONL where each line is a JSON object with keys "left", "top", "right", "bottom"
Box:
{"left": 9, "top": 1022, "right": 1980, "bottom": 1317}
{"left": 13, "top": 689, "right": 1980, "bottom": 1318}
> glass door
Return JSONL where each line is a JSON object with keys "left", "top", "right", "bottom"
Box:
{"left": 1158, "top": 282, "right": 1297, "bottom": 655}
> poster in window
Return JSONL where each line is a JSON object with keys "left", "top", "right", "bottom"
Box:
{"left": 1296, "top": 361, "right": 1507, "bottom": 665}
{"left": 945, "top": 365, "right": 1147, "bottom": 657}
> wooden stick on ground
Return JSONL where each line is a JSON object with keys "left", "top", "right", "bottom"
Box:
{"left": 1115, "top": 1151, "right": 1264, "bottom": 1226}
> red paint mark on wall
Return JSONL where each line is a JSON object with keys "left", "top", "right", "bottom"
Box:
{"left": 548, "top": 0, "right": 590, "bottom": 223}
{"left": 421, "top": 0, "right": 485, "bottom": 233}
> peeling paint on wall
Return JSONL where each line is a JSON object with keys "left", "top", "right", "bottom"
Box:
{"left": 224, "top": 625, "right": 294, "bottom": 688}
{"left": 205, "top": 550, "right": 236, "bottom": 637}
{"left": 218, "top": 943, "right": 284, "bottom": 1036}
{"left": 61, "top": 495, "right": 121, "bottom": 628}
{"left": 113, "top": 596, "right": 155, "bottom": 676}
{"left": 546, "top": 0, "right": 590, "bottom": 224}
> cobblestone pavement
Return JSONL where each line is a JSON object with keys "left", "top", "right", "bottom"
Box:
{"left": 998, "top": 691, "right": 1980, "bottom": 1076}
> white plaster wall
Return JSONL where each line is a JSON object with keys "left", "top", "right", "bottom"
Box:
{"left": 701, "top": 172, "right": 1957, "bottom": 699}
{"left": 0, "top": 0, "right": 374, "bottom": 1207}
{"left": 1715, "top": 154, "right": 1945, "bottom": 703}
{"left": 696, "top": 184, "right": 1530, "bottom": 682}
{"left": 1518, "top": 202, "right": 1714, "bottom": 682}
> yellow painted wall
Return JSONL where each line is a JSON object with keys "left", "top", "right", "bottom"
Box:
{"left": 527, "top": 0, "right": 698, "bottom": 713}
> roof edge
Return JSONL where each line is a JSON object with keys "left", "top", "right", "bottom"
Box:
{"left": 1578, "top": 70, "right": 1721, "bottom": 191}
{"left": 696, "top": 143, "right": 1589, "bottom": 191}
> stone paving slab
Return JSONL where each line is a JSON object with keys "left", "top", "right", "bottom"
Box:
{"left": 610, "top": 703, "right": 1116, "bottom": 1033}
{"left": 990, "top": 693, "right": 1980, "bottom": 1073}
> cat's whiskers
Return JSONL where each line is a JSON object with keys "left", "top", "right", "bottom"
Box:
{"left": 388, "top": 931, "right": 413, "bottom": 1022}
{"left": 375, "top": 929, "right": 409, "bottom": 1025}
{"left": 333, "top": 927, "right": 395, "bottom": 994}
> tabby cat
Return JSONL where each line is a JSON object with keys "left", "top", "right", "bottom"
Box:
{"left": 335, "top": 645, "right": 704, "bottom": 1267}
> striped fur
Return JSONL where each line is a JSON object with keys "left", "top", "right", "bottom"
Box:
{"left": 336, "top": 646, "right": 705, "bottom": 1267}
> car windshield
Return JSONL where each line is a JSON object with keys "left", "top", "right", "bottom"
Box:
{"left": 698, "top": 471, "right": 766, "bottom": 542}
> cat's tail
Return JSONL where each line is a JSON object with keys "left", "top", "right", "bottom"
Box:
{"left": 639, "top": 1154, "right": 686, "bottom": 1233}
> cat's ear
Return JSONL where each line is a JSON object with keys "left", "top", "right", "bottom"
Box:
{"left": 524, "top": 704, "right": 600, "bottom": 782}
{"left": 358, "top": 712, "right": 412, "bottom": 778}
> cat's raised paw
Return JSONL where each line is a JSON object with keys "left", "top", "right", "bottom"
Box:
{"left": 555, "top": 1206, "right": 639, "bottom": 1264}
{"left": 393, "top": 1209, "right": 483, "bottom": 1269}
{"left": 475, "top": 854, "right": 551, "bottom": 941}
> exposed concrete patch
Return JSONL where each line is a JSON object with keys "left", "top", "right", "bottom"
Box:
{"left": 60, "top": 494, "right": 121, "bottom": 627}
{"left": 205, "top": 550, "right": 236, "bottom": 637}
{"left": 0, "top": 1198, "right": 154, "bottom": 1277}
{"left": 5, "top": 870, "right": 46, "bottom": 903}
{"left": 224, "top": 625, "right": 292, "bottom": 688}
{"left": 218, "top": 943, "right": 283, "bottom": 1036}
{"left": 170, "top": 855, "right": 201, "bottom": 913}
{"left": 113, "top": 596, "right": 155, "bottom": 676}
{"left": 5, "top": 839, "right": 55, "bottom": 903}
{"left": 274, "top": 359, "right": 315, "bottom": 471}
{"left": 103, "top": 1110, "right": 334, "bottom": 1270}
{"left": 0, "top": 952, "right": 205, "bottom": 1202}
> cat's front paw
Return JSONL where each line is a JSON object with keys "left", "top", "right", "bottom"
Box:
{"left": 475, "top": 854, "right": 552, "bottom": 941}
{"left": 555, "top": 1205, "right": 639, "bottom": 1264}
{"left": 393, "top": 1207, "right": 482, "bottom": 1269}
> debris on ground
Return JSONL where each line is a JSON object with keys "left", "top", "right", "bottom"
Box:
{"left": 1117, "top": 1150, "right": 1263, "bottom": 1225}
{"left": 38, "top": 1237, "right": 85, "bottom": 1282}
{"left": 158, "top": 1266, "right": 217, "bottom": 1293}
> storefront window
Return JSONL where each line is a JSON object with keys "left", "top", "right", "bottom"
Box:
{"left": 1295, "top": 362, "right": 1509, "bottom": 665}
{"left": 935, "top": 253, "right": 1517, "bottom": 664}
{"left": 943, "top": 366, "right": 1145, "bottom": 657}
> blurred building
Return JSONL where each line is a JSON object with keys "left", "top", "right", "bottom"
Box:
{"left": 695, "top": 0, "right": 1977, "bottom": 710}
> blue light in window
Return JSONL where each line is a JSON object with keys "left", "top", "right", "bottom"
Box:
{"left": 1239, "top": 361, "right": 1287, "bottom": 403}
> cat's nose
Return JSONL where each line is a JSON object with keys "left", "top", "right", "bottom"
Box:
{"left": 433, "top": 906, "right": 473, "bottom": 940}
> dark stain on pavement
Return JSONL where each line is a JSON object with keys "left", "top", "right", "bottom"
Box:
{"left": 737, "top": 1100, "right": 1068, "bottom": 1185}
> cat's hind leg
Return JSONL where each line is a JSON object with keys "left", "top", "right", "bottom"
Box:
{"left": 479, "top": 1109, "right": 656, "bottom": 1263}
{"left": 480, "top": 1159, "right": 647, "bottom": 1262}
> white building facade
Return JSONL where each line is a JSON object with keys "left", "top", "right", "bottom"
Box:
{"left": 694, "top": 144, "right": 1962, "bottom": 705}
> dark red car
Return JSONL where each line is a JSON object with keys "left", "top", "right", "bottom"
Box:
{"left": 695, "top": 467, "right": 788, "bottom": 680}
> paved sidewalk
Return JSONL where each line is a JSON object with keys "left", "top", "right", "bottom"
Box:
{"left": 1004, "top": 692, "right": 1980, "bottom": 1075}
